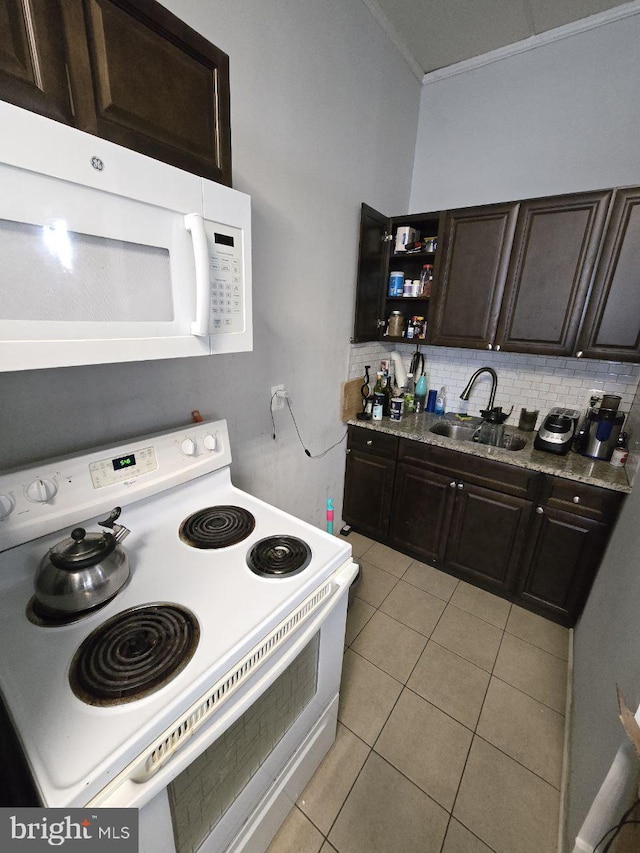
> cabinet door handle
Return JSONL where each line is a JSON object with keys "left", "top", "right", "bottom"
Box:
{"left": 457, "top": 482, "right": 464, "bottom": 489}
{"left": 450, "top": 481, "right": 457, "bottom": 488}
{"left": 576, "top": 351, "right": 583, "bottom": 358}
{"left": 536, "top": 506, "right": 544, "bottom": 514}
{"left": 572, "top": 496, "right": 581, "bottom": 504}
{"left": 487, "top": 343, "right": 493, "bottom": 350}
{"left": 495, "top": 344, "right": 501, "bottom": 352}
{"left": 366, "top": 439, "right": 373, "bottom": 446}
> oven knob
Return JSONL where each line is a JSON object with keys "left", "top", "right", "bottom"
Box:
{"left": 0, "top": 494, "right": 15, "bottom": 520}
{"left": 181, "top": 438, "right": 197, "bottom": 457}
{"left": 203, "top": 433, "right": 217, "bottom": 451}
{"left": 26, "top": 477, "right": 58, "bottom": 503}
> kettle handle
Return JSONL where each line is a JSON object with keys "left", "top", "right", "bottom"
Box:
{"left": 98, "top": 507, "right": 122, "bottom": 529}
{"left": 98, "top": 507, "right": 130, "bottom": 543}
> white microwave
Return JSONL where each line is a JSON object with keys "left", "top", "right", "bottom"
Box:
{"left": 0, "top": 102, "right": 252, "bottom": 372}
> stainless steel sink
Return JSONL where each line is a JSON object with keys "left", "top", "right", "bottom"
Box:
{"left": 429, "top": 422, "right": 477, "bottom": 441}
{"left": 429, "top": 421, "right": 527, "bottom": 451}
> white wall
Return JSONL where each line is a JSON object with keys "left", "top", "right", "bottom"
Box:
{"left": 407, "top": 13, "right": 640, "bottom": 848}
{"left": 411, "top": 13, "right": 640, "bottom": 211}
{"left": 0, "top": 0, "right": 421, "bottom": 527}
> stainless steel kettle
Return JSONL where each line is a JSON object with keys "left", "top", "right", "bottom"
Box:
{"left": 34, "top": 507, "right": 131, "bottom": 614}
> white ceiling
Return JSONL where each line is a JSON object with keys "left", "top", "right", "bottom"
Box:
{"left": 369, "top": 0, "right": 631, "bottom": 74}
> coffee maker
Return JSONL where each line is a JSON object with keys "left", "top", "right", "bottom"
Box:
{"left": 575, "top": 394, "right": 625, "bottom": 461}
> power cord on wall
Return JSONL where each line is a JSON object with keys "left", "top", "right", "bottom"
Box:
{"left": 270, "top": 390, "right": 347, "bottom": 458}
{"left": 593, "top": 796, "right": 640, "bottom": 851}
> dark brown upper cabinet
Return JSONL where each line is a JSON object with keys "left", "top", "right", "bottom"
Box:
{"left": 354, "top": 187, "right": 640, "bottom": 360}
{"left": 0, "top": 0, "right": 232, "bottom": 185}
{"left": 576, "top": 187, "right": 640, "bottom": 362}
{"left": 352, "top": 204, "right": 442, "bottom": 343}
{"left": 63, "top": 0, "right": 231, "bottom": 185}
{"left": 494, "top": 191, "right": 611, "bottom": 356}
{"left": 428, "top": 203, "right": 519, "bottom": 349}
{"left": 0, "top": 0, "right": 74, "bottom": 123}
{"left": 353, "top": 204, "right": 390, "bottom": 343}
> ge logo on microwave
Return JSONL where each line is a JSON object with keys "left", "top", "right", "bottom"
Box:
{"left": 91, "top": 156, "right": 104, "bottom": 171}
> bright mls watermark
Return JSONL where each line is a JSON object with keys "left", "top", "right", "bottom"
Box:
{"left": 0, "top": 809, "right": 138, "bottom": 851}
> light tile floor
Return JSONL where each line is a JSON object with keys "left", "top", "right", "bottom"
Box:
{"left": 267, "top": 533, "right": 570, "bottom": 853}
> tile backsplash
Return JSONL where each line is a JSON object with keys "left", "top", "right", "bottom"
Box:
{"left": 348, "top": 342, "right": 640, "bottom": 462}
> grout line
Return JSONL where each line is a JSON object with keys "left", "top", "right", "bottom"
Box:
{"left": 442, "top": 599, "right": 510, "bottom": 632}
{"left": 489, "top": 672, "right": 567, "bottom": 717}
{"left": 472, "top": 730, "right": 563, "bottom": 792}
{"left": 338, "top": 545, "right": 567, "bottom": 852}
{"left": 502, "top": 624, "right": 571, "bottom": 662}
{"left": 446, "top": 616, "right": 509, "bottom": 832}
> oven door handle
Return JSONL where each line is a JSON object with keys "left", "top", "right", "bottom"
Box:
{"left": 87, "top": 559, "right": 358, "bottom": 809}
{"left": 185, "top": 213, "right": 210, "bottom": 337}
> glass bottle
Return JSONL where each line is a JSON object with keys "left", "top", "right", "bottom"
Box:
{"left": 372, "top": 372, "right": 385, "bottom": 420}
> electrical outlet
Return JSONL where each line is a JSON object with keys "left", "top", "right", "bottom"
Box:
{"left": 271, "top": 384, "right": 286, "bottom": 411}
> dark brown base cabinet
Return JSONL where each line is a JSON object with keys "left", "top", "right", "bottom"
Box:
{"left": 443, "top": 483, "right": 531, "bottom": 596}
{"left": 343, "top": 429, "right": 398, "bottom": 540}
{"left": 343, "top": 426, "right": 624, "bottom": 626}
{"left": 516, "top": 506, "right": 611, "bottom": 624}
{"left": 388, "top": 463, "right": 454, "bottom": 565}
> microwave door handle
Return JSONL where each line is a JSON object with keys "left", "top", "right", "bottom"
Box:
{"left": 185, "top": 213, "right": 210, "bottom": 337}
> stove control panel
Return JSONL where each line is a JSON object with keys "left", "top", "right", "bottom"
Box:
{"left": 89, "top": 446, "right": 158, "bottom": 489}
{"left": 0, "top": 419, "right": 232, "bottom": 551}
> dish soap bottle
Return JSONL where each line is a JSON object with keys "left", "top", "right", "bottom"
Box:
{"left": 435, "top": 386, "right": 446, "bottom": 415}
{"left": 414, "top": 373, "right": 427, "bottom": 413}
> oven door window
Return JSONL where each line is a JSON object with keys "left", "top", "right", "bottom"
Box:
{"left": 168, "top": 632, "right": 320, "bottom": 853}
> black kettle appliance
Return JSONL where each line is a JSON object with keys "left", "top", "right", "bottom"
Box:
{"left": 534, "top": 407, "right": 580, "bottom": 455}
{"left": 576, "top": 395, "right": 625, "bottom": 461}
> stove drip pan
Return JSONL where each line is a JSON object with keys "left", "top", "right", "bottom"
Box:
{"left": 69, "top": 603, "right": 199, "bottom": 706}
{"left": 179, "top": 506, "right": 256, "bottom": 549}
{"left": 247, "top": 536, "right": 312, "bottom": 578}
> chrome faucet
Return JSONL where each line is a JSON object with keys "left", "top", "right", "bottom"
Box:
{"left": 460, "top": 367, "right": 498, "bottom": 412}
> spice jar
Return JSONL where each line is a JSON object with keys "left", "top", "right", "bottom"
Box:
{"left": 388, "top": 311, "right": 404, "bottom": 338}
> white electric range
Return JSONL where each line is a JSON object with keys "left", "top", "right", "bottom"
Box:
{"left": 0, "top": 420, "right": 356, "bottom": 853}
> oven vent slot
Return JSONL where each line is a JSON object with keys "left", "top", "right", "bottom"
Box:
{"left": 136, "top": 580, "right": 333, "bottom": 781}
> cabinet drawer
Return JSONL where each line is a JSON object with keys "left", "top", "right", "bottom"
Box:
{"left": 398, "top": 439, "right": 540, "bottom": 500}
{"left": 347, "top": 427, "right": 398, "bottom": 459}
{"left": 545, "top": 478, "right": 625, "bottom": 522}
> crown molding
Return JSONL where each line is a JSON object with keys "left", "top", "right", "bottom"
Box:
{"left": 360, "top": 0, "right": 425, "bottom": 81}
{"left": 421, "top": 0, "right": 640, "bottom": 85}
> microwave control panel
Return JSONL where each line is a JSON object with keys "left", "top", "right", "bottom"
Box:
{"left": 206, "top": 222, "right": 244, "bottom": 334}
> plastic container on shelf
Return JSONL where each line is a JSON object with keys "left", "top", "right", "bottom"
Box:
{"left": 388, "top": 271, "right": 404, "bottom": 296}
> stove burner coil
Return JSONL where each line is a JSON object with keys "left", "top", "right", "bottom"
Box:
{"left": 69, "top": 604, "right": 199, "bottom": 706}
{"left": 179, "top": 506, "right": 256, "bottom": 549}
{"left": 247, "top": 536, "right": 312, "bottom": 578}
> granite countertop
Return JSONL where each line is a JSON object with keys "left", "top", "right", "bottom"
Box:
{"left": 348, "top": 412, "right": 631, "bottom": 494}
